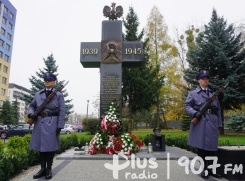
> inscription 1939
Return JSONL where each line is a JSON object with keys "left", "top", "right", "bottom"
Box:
{"left": 82, "top": 48, "right": 98, "bottom": 55}
{"left": 81, "top": 48, "right": 142, "bottom": 55}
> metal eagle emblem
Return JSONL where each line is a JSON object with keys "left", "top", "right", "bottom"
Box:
{"left": 103, "top": 2, "right": 123, "bottom": 20}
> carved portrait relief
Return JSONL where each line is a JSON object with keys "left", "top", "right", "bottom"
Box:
{"left": 101, "top": 40, "right": 122, "bottom": 63}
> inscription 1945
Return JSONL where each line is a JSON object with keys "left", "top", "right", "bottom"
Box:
{"left": 81, "top": 48, "right": 142, "bottom": 55}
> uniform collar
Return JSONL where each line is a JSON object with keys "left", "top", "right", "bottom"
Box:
{"left": 46, "top": 88, "right": 53, "bottom": 91}
{"left": 40, "top": 88, "right": 54, "bottom": 94}
{"left": 196, "top": 86, "right": 203, "bottom": 93}
{"left": 40, "top": 88, "right": 46, "bottom": 94}
{"left": 196, "top": 86, "right": 213, "bottom": 94}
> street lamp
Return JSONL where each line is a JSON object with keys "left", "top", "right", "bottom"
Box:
{"left": 86, "top": 100, "right": 90, "bottom": 118}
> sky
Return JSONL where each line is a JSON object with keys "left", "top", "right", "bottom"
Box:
{"left": 9, "top": 0, "right": 245, "bottom": 115}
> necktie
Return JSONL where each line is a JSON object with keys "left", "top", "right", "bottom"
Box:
{"left": 205, "top": 89, "right": 209, "bottom": 95}
{"left": 46, "top": 90, "right": 52, "bottom": 97}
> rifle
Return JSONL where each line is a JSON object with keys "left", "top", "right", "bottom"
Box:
{"left": 191, "top": 82, "right": 229, "bottom": 125}
{"left": 27, "top": 81, "right": 69, "bottom": 125}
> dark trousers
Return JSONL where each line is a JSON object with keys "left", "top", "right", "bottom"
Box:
{"left": 197, "top": 148, "right": 217, "bottom": 173}
{"left": 39, "top": 151, "right": 55, "bottom": 168}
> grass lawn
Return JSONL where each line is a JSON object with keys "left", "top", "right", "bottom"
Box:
{"left": 132, "top": 129, "right": 245, "bottom": 146}
{"left": 69, "top": 129, "right": 245, "bottom": 146}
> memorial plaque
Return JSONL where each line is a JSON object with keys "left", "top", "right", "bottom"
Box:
{"left": 100, "top": 63, "right": 122, "bottom": 115}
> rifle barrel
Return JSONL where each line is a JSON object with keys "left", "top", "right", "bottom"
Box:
{"left": 63, "top": 81, "right": 69, "bottom": 88}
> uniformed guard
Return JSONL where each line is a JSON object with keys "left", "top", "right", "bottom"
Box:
{"left": 28, "top": 73, "right": 65, "bottom": 180}
{"left": 184, "top": 70, "right": 222, "bottom": 179}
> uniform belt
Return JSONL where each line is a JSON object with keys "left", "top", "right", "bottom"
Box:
{"left": 39, "top": 112, "right": 59, "bottom": 117}
{"left": 206, "top": 109, "right": 216, "bottom": 114}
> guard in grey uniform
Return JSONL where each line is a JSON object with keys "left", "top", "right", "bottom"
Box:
{"left": 28, "top": 73, "right": 65, "bottom": 180}
{"left": 184, "top": 70, "right": 222, "bottom": 179}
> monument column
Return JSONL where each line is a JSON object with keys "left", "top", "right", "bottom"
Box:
{"left": 100, "top": 20, "right": 122, "bottom": 117}
{"left": 80, "top": 3, "right": 143, "bottom": 118}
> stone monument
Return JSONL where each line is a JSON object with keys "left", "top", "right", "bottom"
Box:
{"left": 80, "top": 3, "right": 144, "bottom": 117}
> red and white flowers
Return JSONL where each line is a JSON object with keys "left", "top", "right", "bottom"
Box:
{"left": 101, "top": 102, "right": 121, "bottom": 135}
{"left": 88, "top": 102, "right": 143, "bottom": 155}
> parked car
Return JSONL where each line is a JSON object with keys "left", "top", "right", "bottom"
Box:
{"left": 0, "top": 124, "right": 33, "bottom": 139}
{"left": 74, "top": 125, "right": 83, "bottom": 132}
{"left": 60, "top": 124, "right": 75, "bottom": 134}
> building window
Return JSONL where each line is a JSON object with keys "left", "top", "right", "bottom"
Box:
{"left": 2, "top": 17, "right": 6, "bottom": 25}
{"left": 0, "top": 88, "right": 6, "bottom": 96}
{"left": 4, "top": 55, "right": 9, "bottom": 62}
{"left": 7, "top": 33, "right": 11, "bottom": 40}
{"left": 8, "top": 23, "right": 13, "bottom": 30}
{"left": 0, "top": 39, "right": 3, "bottom": 47}
{"left": 3, "top": 65, "right": 8, "bottom": 73}
{"left": 6, "top": 44, "right": 10, "bottom": 51}
{"left": 2, "top": 77, "right": 7, "bottom": 84}
{"left": 0, "top": 51, "right": 2, "bottom": 58}
{"left": 9, "top": 12, "right": 14, "bottom": 20}
{"left": 3, "top": 6, "right": 8, "bottom": 14}
{"left": 0, "top": 28, "right": 5, "bottom": 36}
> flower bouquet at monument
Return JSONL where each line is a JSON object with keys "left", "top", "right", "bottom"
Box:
{"left": 101, "top": 102, "right": 122, "bottom": 136}
{"left": 88, "top": 132, "right": 108, "bottom": 154}
{"left": 88, "top": 101, "right": 144, "bottom": 155}
{"left": 131, "top": 134, "right": 144, "bottom": 151}
{"left": 118, "top": 133, "right": 134, "bottom": 155}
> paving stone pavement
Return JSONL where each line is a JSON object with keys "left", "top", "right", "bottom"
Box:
{"left": 14, "top": 146, "right": 230, "bottom": 181}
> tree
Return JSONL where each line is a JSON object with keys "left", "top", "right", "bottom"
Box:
{"left": 145, "top": 6, "right": 180, "bottom": 128}
{"left": 175, "top": 25, "right": 200, "bottom": 127}
{"left": 184, "top": 9, "right": 245, "bottom": 134}
{"left": 175, "top": 25, "right": 200, "bottom": 71}
{"left": 225, "top": 114, "right": 245, "bottom": 148}
{"left": 12, "top": 98, "right": 19, "bottom": 124}
{"left": 0, "top": 100, "right": 15, "bottom": 124}
{"left": 23, "top": 54, "right": 73, "bottom": 120}
{"left": 180, "top": 112, "right": 191, "bottom": 131}
{"left": 235, "top": 20, "right": 245, "bottom": 42}
{"left": 131, "top": 109, "right": 153, "bottom": 129}
{"left": 122, "top": 7, "right": 158, "bottom": 116}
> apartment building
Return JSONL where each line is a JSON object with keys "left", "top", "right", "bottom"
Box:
{"left": 8, "top": 83, "right": 31, "bottom": 122}
{"left": 0, "top": 0, "right": 16, "bottom": 107}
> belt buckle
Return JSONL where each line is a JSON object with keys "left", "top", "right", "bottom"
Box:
{"left": 207, "top": 109, "right": 211, "bottom": 114}
{"left": 41, "top": 112, "right": 48, "bottom": 117}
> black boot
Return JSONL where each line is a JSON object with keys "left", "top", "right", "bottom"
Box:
{"left": 201, "top": 158, "right": 209, "bottom": 179}
{"left": 33, "top": 161, "right": 46, "bottom": 179}
{"left": 45, "top": 160, "right": 53, "bottom": 180}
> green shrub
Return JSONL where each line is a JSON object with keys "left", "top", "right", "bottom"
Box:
{"left": 22, "top": 134, "right": 39, "bottom": 166}
{"left": 82, "top": 118, "right": 100, "bottom": 135}
{"left": 121, "top": 118, "right": 129, "bottom": 133}
{"left": 218, "top": 139, "right": 231, "bottom": 146}
{"left": 56, "top": 136, "right": 72, "bottom": 154}
{"left": 0, "top": 140, "right": 4, "bottom": 152}
{"left": 0, "top": 155, "right": 14, "bottom": 181}
{"left": 143, "top": 134, "right": 151, "bottom": 146}
{"left": 1, "top": 136, "right": 29, "bottom": 179}
{"left": 0, "top": 133, "right": 94, "bottom": 180}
